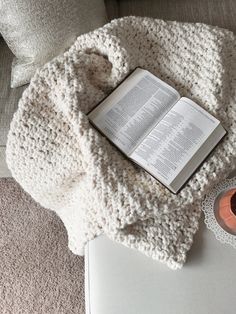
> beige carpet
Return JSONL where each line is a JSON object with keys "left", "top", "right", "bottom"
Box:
{"left": 0, "top": 178, "right": 85, "bottom": 314}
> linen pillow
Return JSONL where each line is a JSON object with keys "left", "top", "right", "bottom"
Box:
{"left": 0, "top": 0, "right": 107, "bottom": 88}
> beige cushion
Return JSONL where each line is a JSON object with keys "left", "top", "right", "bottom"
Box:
{"left": 0, "top": 0, "right": 107, "bottom": 87}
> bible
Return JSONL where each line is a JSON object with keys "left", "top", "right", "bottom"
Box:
{"left": 88, "top": 68, "right": 226, "bottom": 193}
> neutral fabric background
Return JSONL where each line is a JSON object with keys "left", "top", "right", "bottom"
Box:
{"left": 105, "top": 0, "right": 236, "bottom": 33}
{"left": 0, "top": 38, "right": 26, "bottom": 177}
{"left": 0, "top": 179, "right": 85, "bottom": 314}
{"left": 0, "top": 0, "right": 107, "bottom": 88}
{"left": 0, "top": 39, "right": 25, "bottom": 143}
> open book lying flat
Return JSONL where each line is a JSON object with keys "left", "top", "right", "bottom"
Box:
{"left": 88, "top": 68, "right": 226, "bottom": 193}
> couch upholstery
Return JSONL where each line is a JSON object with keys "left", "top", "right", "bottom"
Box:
{"left": 0, "top": 38, "right": 26, "bottom": 177}
{"left": 105, "top": 0, "right": 236, "bottom": 33}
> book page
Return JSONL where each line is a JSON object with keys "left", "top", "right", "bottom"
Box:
{"left": 88, "top": 68, "right": 180, "bottom": 155}
{"left": 170, "top": 123, "right": 226, "bottom": 192}
{"left": 130, "top": 97, "right": 220, "bottom": 186}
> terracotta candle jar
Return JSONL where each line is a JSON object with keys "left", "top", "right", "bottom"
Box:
{"left": 218, "top": 188, "right": 236, "bottom": 231}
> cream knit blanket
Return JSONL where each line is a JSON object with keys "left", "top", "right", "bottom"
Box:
{"left": 6, "top": 17, "right": 236, "bottom": 269}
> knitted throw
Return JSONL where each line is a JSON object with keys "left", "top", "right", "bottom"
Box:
{"left": 6, "top": 17, "right": 236, "bottom": 269}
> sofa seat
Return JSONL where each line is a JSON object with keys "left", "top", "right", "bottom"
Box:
{"left": 85, "top": 217, "right": 236, "bottom": 314}
{"left": 0, "top": 37, "right": 26, "bottom": 177}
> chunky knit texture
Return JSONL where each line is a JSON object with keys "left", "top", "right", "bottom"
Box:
{"left": 6, "top": 17, "right": 236, "bottom": 269}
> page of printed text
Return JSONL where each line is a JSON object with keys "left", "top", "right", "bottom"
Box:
{"left": 89, "top": 69, "right": 180, "bottom": 155}
{"left": 130, "top": 98, "right": 220, "bottom": 185}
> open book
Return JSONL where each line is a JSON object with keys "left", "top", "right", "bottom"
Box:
{"left": 88, "top": 68, "right": 226, "bottom": 193}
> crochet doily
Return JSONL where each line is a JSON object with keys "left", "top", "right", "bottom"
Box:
{"left": 202, "top": 177, "right": 236, "bottom": 248}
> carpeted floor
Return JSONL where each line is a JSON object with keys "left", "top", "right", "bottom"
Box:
{"left": 0, "top": 178, "right": 85, "bottom": 314}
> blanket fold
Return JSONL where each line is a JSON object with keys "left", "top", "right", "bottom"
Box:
{"left": 7, "top": 17, "right": 236, "bottom": 269}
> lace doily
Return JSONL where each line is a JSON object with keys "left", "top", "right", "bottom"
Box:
{"left": 202, "top": 177, "right": 236, "bottom": 248}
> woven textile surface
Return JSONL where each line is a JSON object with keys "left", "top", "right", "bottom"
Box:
{"left": 6, "top": 17, "right": 236, "bottom": 269}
